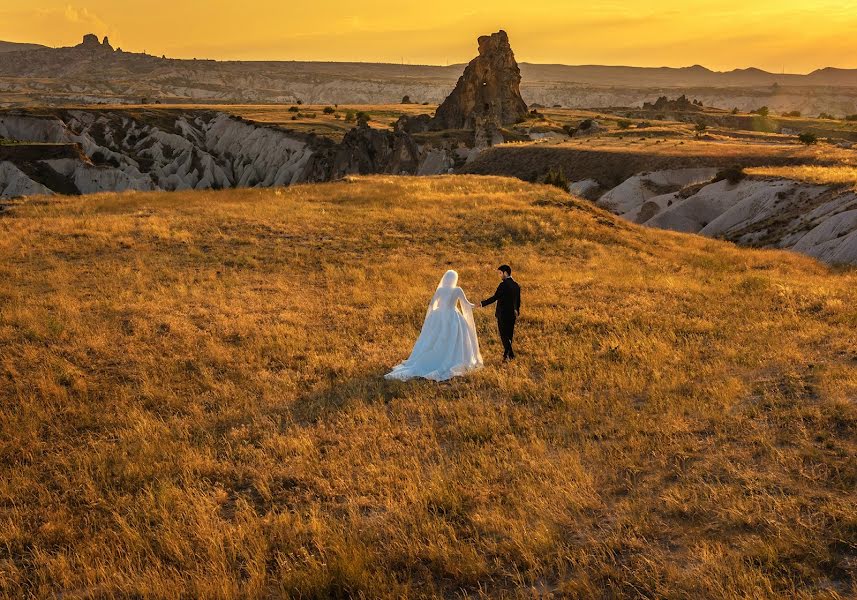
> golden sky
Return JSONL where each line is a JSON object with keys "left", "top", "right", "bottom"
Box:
{"left": 1, "top": 1, "right": 856, "bottom": 72}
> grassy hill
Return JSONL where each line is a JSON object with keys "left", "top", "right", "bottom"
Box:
{"left": 0, "top": 176, "right": 855, "bottom": 598}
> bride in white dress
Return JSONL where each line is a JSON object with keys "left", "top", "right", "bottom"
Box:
{"left": 385, "top": 270, "right": 483, "bottom": 381}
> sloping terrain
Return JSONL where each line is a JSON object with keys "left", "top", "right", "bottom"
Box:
{"left": 464, "top": 138, "right": 857, "bottom": 264}
{"left": 0, "top": 42, "right": 46, "bottom": 53}
{"left": 0, "top": 107, "right": 469, "bottom": 198}
{"left": 3, "top": 105, "right": 857, "bottom": 265}
{"left": 598, "top": 170, "right": 857, "bottom": 265}
{"left": 0, "top": 176, "right": 855, "bottom": 598}
{"left": 0, "top": 108, "right": 324, "bottom": 194}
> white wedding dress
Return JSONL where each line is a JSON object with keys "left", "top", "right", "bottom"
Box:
{"left": 386, "top": 270, "right": 483, "bottom": 381}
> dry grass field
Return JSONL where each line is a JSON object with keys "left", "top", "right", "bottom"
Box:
{"left": 745, "top": 166, "right": 857, "bottom": 187}
{"left": 465, "top": 138, "right": 857, "bottom": 188}
{"left": 0, "top": 176, "right": 855, "bottom": 598}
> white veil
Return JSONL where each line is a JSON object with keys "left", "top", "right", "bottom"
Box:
{"left": 422, "top": 270, "right": 482, "bottom": 364}
{"left": 386, "top": 269, "right": 482, "bottom": 381}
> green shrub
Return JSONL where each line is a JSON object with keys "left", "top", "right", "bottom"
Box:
{"left": 617, "top": 120, "right": 633, "bottom": 130}
{"left": 323, "top": 106, "right": 335, "bottom": 114}
{"left": 714, "top": 166, "right": 746, "bottom": 185}
{"left": 344, "top": 111, "right": 356, "bottom": 123}
{"left": 287, "top": 106, "right": 299, "bottom": 113}
{"left": 543, "top": 166, "right": 569, "bottom": 191}
{"left": 752, "top": 106, "right": 770, "bottom": 117}
{"left": 798, "top": 132, "right": 818, "bottom": 145}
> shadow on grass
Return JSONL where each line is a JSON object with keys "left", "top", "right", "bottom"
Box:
{"left": 291, "top": 371, "right": 406, "bottom": 424}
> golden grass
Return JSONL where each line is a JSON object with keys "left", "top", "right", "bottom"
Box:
{"left": 466, "top": 137, "right": 857, "bottom": 188}
{"left": 746, "top": 165, "right": 857, "bottom": 187}
{"left": 0, "top": 176, "right": 855, "bottom": 598}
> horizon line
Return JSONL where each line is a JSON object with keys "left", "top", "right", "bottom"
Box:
{"left": 2, "top": 36, "right": 853, "bottom": 77}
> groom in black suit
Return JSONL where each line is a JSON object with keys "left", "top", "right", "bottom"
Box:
{"left": 481, "top": 264, "right": 521, "bottom": 361}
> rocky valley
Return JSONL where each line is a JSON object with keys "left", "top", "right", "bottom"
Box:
{"left": 1, "top": 31, "right": 857, "bottom": 267}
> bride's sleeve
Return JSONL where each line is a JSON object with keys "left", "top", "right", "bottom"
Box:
{"left": 458, "top": 289, "right": 480, "bottom": 342}
{"left": 423, "top": 290, "right": 440, "bottom": 322}
{"left": 458, "top": 288, "right": 476, "bottom": 308}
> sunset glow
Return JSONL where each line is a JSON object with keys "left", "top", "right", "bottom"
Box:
{"left": 1, "top": 1, "right": 856, "bottom": 72}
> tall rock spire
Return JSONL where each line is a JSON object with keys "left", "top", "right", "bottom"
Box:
{"left": 430, "top": 30, "right": 528, "bottom": 130}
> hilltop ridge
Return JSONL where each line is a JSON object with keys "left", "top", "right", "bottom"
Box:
{"left": 1, "top": 175, "right": 854, "bottom": 597}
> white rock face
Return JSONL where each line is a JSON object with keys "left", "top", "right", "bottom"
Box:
{"left": 568, "top": 179, "right": 601, "bottom": 199}
{"left": 417, "top": 148, "right": 455, "bottom": 175}
{"left": 45, "top": 158, "right": 155, "bottom": 194}
{"left": 0, "top": 161, "right": 53, "bottom": 197}
{"left": 793, "top": 209, "right": 857, "bottom": 263}
{"left": 597, "top": 168, "right": 719, "bottom": 215}
{"left": 0, "top": 111, "right": 325, "bottom": 197}
{"left": 597, "top": 170, "right": 857, "bottom": 265}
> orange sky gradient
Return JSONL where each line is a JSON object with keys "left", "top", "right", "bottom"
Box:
{"left": 1, "top": 1, "right": 856, "bottom": 73}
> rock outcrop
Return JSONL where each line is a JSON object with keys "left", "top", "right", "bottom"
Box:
{"left": 429, "top": 30, "right": 528, "bottom": 131}
{"left": 592, "top": 168, "right": 857, "bottom": 265}
{"left": 327, "top": 123, "right": 421, "bottom": 178}
{"left": 642, "top": 95, "right": 702, "bottom": 111}
{"left": 74, "top": 34, "right": 113, "bottom": 52}
{"left": 77, "top": 34, "right": 100, "bottom": 49}
{"left": 0, "top": 108, "right": 459, "bottom": 198}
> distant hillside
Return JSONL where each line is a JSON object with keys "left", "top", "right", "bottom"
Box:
{"left": 518, "top": 63, "right": 857, "bottom": 87}
{"left": 3, "top": 35, "right": 857, "bottom": 113}
{"left": 0, "top": 40, "right": 46, "bottom": 53}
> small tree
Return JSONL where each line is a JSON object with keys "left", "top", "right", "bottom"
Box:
{"left": 401, "top": 95, "right": 412, "bottom": 104}
{"left": 714, "top": 166, "right": 746, "bottom": 185}
{"left": 753, "top": 106, "right": 770, "bottom": 117}
{"left": 543, "top": 166, "right": 569, "bottom": 191}
{"left": 694, "top": 122, "right": 708, "bottom": 137}
{"left": 617, "top": 119, "right": 633, "bottom": 130}
{"left": 323, "top": 106, "right": 335, "bottom": 114}
{"left": 356, "top": 111, "right": 371, "bottom": 125}
{"left": 818, "top": 112, "right": 835, "bottom": 120}
{"left": 288, "top": 106, "right": 299, "bottom": 113}
{"left": 798, "top": 132, "right": 818, "bottom": 145}
{"left": 344, "top": 111, "right": 356, "bottom": 123}
{"left": 731, "top": 107, "right": 739, "bottom": 115}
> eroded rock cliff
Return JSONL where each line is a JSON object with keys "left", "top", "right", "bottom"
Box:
{"left": 430, "top": 31, "right": 528, "bottom": 131}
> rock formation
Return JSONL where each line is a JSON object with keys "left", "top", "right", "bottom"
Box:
{"left": 643, "top": 95, "right": 702, "bottom": 111}
{"left": 77, "top": 34, "right": 101, "bottom": 49}
{"left": 75, "top": 34, "right": 114, "bottom": 52}
{"left": 429, "top": 30, "right": 528, "bottom": 131}
{"left": 327, "top": 122, "right": 421, "bottom": 178}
